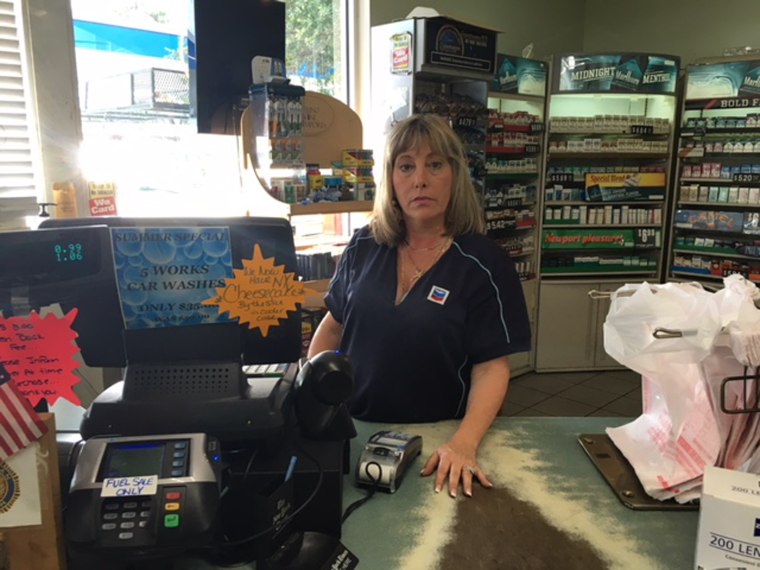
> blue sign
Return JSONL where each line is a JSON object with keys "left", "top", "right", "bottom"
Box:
{"left": 493, "top": 55, "right": 547, "bottom": 96}
{"left": 686, "top": 60, "right": 760, "bottom": 99}
{"left": 558, "top": 54, "right": 679, "bottom": 94}
{"left": 111, "top": 227, "right": 233, "bottom": 329}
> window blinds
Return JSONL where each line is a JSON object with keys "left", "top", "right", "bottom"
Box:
{"left": 0, "top": 0, "right": 38, "bottom": 230}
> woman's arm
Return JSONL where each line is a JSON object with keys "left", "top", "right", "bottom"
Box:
{"left": 306, "top": 311, "right": 343, "bottom": 358}
{"left": 420, "top": 355, "right": 510, "bottom": 497}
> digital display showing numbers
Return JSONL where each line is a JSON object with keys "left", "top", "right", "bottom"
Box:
{"left": 54, "top": 243, "right": 84, "bottom": 263}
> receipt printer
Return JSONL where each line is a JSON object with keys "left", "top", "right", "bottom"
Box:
{"left": 65, "top": 433, "right": 221, "bottom": 556}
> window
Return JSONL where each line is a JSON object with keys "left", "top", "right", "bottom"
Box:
{"left": 70, "top": 0, "right": 349, "bottom": 218}
{"left": 286, "top": 0, "right": 348, "bottom": 101}
{"left": 0, "top": 0, "right": 40, "bottom": 230}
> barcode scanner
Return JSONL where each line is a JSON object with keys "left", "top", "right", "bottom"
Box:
{"left": 293, "top": 351, "right": 356, "bottom": 440}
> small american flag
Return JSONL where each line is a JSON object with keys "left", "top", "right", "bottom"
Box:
{"left": 0, "top": 363, "right": 47, "bottom": 461}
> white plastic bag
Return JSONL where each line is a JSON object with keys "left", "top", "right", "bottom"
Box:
{"left": 603, "top": 281, "right": 722, "bottom": 374}
{"left": 603, "top": 281, "right": 724, "bottom": 501}
{"left": 603, "top": 277, "right": 760, "bottom": 502}
{"left": 715, "top": 273, "right": 760, "bottom": 367}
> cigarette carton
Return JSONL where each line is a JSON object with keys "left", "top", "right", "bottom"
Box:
{"left": 695, "top": 466, "right": 760, "bottom": 570}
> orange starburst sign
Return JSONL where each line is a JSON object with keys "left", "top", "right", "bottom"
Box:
{"left": 203, "top": 244, "right": 317, "bottom": 336}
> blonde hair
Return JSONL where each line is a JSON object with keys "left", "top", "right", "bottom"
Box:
{"left": 369, "top": 114, "right": 485, "bottom": 247}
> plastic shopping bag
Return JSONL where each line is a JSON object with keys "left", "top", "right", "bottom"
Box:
{"left": 607, "top": 365, "right": 721, "bottom": 502}
{"left": 603, "top": 281, "right": 722, "bottom": 374}
{"left": 715, "top": 274, "right": 760, "bottom": 367}
{"left": 602, "top": 281, "right": 724, "bottom": 502}
{"left": 603, "top": 277, "right": 760, "bottom": 502}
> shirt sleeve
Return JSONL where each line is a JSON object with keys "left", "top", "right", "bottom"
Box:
{"left": 465, "top": 252, "right": 532, "bottom": 364}
{"left": 324, "top": 229, "right": 361, "bottom": 325}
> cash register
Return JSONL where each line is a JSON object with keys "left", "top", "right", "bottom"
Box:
{"left": 2, "top": 217, "right": 355, "bottom": 568}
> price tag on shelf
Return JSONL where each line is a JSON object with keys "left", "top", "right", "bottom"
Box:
{"left": 630, "top": 125, "right": 654, "bottom": 135}
{"left": 732, "top": 173, "right": 760, "bottom": 183}
{"left": 454, "top": 115, "right": 478, "bottom": 129}
{"left": 548, "top": 173, "right": 574, "bottom": 183}
{"left": 529, "top": 122, "right": 545, "bottom": 134}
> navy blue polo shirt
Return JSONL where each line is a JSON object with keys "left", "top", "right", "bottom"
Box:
{"left": 325, "top": 226, "right": 531, "bottom": 423}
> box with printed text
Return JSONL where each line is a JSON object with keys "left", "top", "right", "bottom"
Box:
{"left": 695, "top": 466, "right": 760, "bottom": 570}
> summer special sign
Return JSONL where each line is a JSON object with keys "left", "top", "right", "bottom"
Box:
{"left": 111, "top": 227, "right": 234, "bottom": 330}
{"left": 558, "top": 54, "right": 678, "bottom": 94}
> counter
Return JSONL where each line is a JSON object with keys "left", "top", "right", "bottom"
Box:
{"left": 341, "top": 417, "right": 698, "bottom": 570}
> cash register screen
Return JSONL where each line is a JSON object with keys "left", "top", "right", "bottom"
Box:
{"left": 35, "top": 216, "right": 302, "bottom": 367}
{"left": 0, "top": 225, "right": 125, "bottom": 366}
{"left": 102, "top": 443, "right": 165, "bottom": 478}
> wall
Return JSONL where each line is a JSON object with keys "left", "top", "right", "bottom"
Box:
{"left": 370, "top": 1, "right": 760, "bottom": 68}
{"left": 583, "top": 0, "right": 760, "bottom": 66}
{"left": 361, "top": 0, "right": 585, "bottom": 145}
{"left": 370, "top": 0, "right": 586, "bottom": 59}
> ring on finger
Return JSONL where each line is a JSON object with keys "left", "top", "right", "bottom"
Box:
{"left": 465, "top": 465, "right": 478, "bottom": 475}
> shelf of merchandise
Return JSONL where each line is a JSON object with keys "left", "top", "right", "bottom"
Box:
{"left": 242, "top": 90, "right": 372, "bottom": 320}
{"left": 540, "top": 91, "right": 676, "bottom": 281}
{"left": 292, "top": 207, "right": 370, "bottom": 308}
{"left": 486, "top": 54, "right": 549, "bottom": 377}
{"left": 413, "top": 75, "right": 489, "bottom": 197}
{"left": 370, "top": 18, "right": 498, "bottom": 198}
{"left": 289, "top": 201, "right": 373, "bottom": 216}
{"left": 535, "top": 53, "right": 681, "bottom": 372}
{"left": 485, "top": 88, "right": 544, "bottom": 261}
{"left": 667, "top": 55, "right": 760, "bottom": 289}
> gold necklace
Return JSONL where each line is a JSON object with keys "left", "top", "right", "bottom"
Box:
{"left": 403, "top": 238, "right": 451, "bottom": 287}
{"left": 404, "top": 238, "right": 447, "bottom": 252}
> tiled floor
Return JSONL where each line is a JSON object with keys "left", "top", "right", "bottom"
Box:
{"left": 500, "top": 368, "right": 642, "bottom": 417}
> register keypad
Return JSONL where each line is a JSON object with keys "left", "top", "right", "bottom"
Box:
{"left": 100, "top": 497, "right": 154, "bottom": 544}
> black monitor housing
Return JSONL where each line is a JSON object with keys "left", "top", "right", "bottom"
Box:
{"left": 37, "top": 217, "right": 301, "bottom": 442}
{"left": 0, "top": 225, "right": 123, "bottom": 366}
{"left": 188, "top": 0, "right": 286, "bottom": 134}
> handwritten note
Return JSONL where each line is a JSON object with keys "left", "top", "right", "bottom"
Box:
{"left": 0, "top": 310, "right": 82, "bottom": 407}
{"left": 101, "top": 475, "right": 158, "bottom": 498}
{"left": 205, "top": 244, "right": 316, "bottom": 336}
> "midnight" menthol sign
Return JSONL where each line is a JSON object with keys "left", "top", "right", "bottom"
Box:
{"left": 556, "top": 53, "right": 679, "bottom": 94}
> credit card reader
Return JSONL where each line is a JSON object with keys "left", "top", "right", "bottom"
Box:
{"left": 65, "top": 433, "right": 221, "bottom": 555}
{"left": 355, "top": 431, "right": 422, "bottom": 493}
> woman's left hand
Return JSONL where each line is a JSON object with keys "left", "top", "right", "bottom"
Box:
{"left": 420, "top": 439, "right": 493, "bottom": 497}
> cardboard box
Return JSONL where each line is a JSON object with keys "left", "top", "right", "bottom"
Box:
{"left": 695, "top": 466, "right": 760, "bottom": 570}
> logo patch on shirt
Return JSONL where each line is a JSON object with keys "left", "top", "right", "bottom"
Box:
{"left": 427, "top": 285, "right": 450, "bottom": 305}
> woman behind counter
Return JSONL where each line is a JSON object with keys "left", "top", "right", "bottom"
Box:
{"left": 308, "top": 114, "right": 531, "bottom": 497}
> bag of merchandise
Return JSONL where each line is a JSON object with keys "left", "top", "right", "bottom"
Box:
{"left": 602, "top": 281, "right": 722, "bottom": 502}
{"left": 602, "top": 277, "right": 760, "bottom": 502}
{"left": 603, "top": 281, "right": 721, "bottom": 373}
